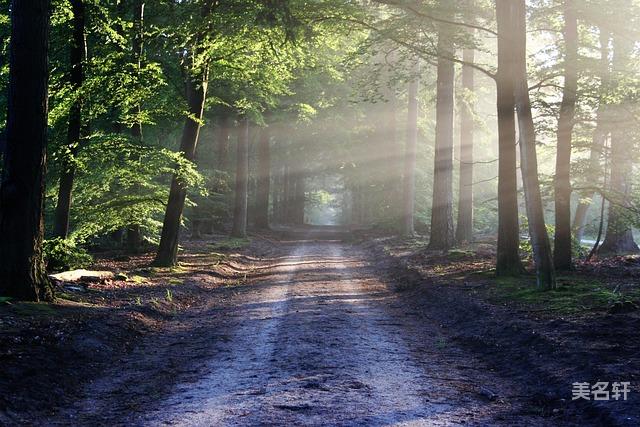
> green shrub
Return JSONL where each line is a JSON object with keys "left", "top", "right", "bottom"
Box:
{"left": 43, "top": 238, "right": 93, "bottom": 272}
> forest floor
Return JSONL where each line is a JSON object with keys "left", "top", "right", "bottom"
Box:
{"left": 0, "top": 228, "right": 639, "bottom": 426}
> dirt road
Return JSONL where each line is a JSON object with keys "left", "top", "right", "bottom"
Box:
{"left": 50, "top": 240, "right": 560, "bottom": 426}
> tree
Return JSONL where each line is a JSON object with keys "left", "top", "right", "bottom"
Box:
{"left": 154, "top": 69, "right": 208, "bottom": 266}
{"left": 598, "top": 31, "right": 640, "bottom": 255}
{"left": 455, "top": 35, "right": 475, "bottom": 245}
{"left": 0, "top": 0, "right": 54, "bottom": 301}
{"left": 513, "top": 0, "right": 556, "bottom": 289}
{"left": 428, "top": 28, "right": 456, "bottom": 251}
{"left": 495, "top": 0, "right": 525, "bottom": 276}
{"left": 553, "top": 0, "right": 578, "bottom": 270}
{"left": 53, "top": 0, "right": 86, "bottom": 239}
{"left": 231, "top": 117, "right": 249, "bottom": 237}
{"left": 254, "top": 123, "right": 271, "bottom": 229}
{"left": 401, "top": 60, "right": 420, "bottom": 236}
{"left": 572, "top": 29, "right": 610, "bottom": 243}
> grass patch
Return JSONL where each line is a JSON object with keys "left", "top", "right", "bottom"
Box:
{"left": 208, "top": 237, "right": 251, "bottom": 251}
{"left": 489, "top": 274, "right": 639, "bottom": 314}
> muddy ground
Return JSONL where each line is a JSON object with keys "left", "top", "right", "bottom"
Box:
{"left": 0, "top": 231, "right": 638, "bottom": 426}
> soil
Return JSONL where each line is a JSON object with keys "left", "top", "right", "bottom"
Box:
{"left": 1, "top": 230, "right": 638, "bottom": 426}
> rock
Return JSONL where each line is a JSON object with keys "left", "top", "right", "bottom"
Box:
{"left": 114, "top": 273, "right": 128, "bottom": 281}
{"left": 49, "top": 269, "right": 115, "bottom": 284}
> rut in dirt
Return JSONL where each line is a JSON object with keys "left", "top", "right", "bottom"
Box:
{"left": 51, "top": 239, "right": 555, "bottom": 426}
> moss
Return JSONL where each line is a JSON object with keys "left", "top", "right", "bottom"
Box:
{"left": 208, "top": 237, "right": 251, "bottom": 250}
{"left": 447, "top": 249, "right": 475, "bottom": 259}
{"left": 489, "top": 274, "right": 635, "bottom": 314}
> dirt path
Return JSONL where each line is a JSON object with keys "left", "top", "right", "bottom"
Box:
{"left": 49, "top": 240, "right": 559, "bottom": 426}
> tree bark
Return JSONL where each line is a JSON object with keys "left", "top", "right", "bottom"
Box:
{"left": 216, "top": 115, "right": 231, "bottom": 171}
{"left": 154, "top": 72, "right": 208, "bottom": 266}
{"left": 292, "top": 171, "right": 305, "bottom": 225}
{"left": 455, "top": 43, "right": 475, "bottom": 245}
{"left": 231, "top": 118, "right": 249, "bottom": 237}
{"left": 0, "top": 0, "right": 54, "bottom": 301}
{"left": 53, "top": 0, "right": 86, "bottom": 239}
{"left": 599, "top": 33, "right": 640, "bottom": 255}
{"left": 513, "top": 0, "right": 556, "bottom": 289}
{"left": 254, "top": 125, "right": 271, "bottom": 229}
{"left": 573, "top": 30, "right": 610, "bottom": 242}
{"left": 401, "top": 61, "right": 420, "bottom": 236}
{"left": 495, "top": 0, "right": 525, "bottom": 276}
{"left": 428, "top": 31, "right": 455, "bottom": 251}
{"left": 553, "top": 0, "right": 578, "bottom": 270}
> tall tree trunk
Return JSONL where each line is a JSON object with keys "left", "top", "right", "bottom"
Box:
{"left": 231, "top": 118, "right": 249, "bottom": 237}
{"left": 401, "top": 61, "right": 420, "bottom": 236}
{"left": 283, "top": 163, "right": 291, "bottom": 224}
{"left": 272, "top": 165, "right": 281, "bottom": 224}
{"left": 292, "top": 171, "right": 305, "bottom": 225}
{"left": 216, "top": 115, "right": 231, "bottom": 171}
{"left": 53, "top": 0, "right": 86, "bottom": 239}
{"left": 455, "top": 43, "right": 475, "bottom": 245}
{"left": 254, "top": 125, "right": 271, "bottom": 229}
{"left": 495, "top": 0, "right": 525, "bottom": 276}
{"left": 599, "top": 33, "right": 640, "bottom": 255}
{"left": 573, "top": 30, "right": 610, "bottom": 242}
{"left": 513, "top": 0, "right": 556, "bottom": 289}
{"left": 126, "top": 0, "right": 145, "bottom": 253}
{"left": 154, "top": 71, "right": 208, "bottom": 266}
{"left": 428, "top": 32, "right": 455, "bottom": 251}
{"left": 0, "top": 0, "right": 53, "bottom": 301}
{"left": 553, "top": 0, "right": 578, "bottom": 270}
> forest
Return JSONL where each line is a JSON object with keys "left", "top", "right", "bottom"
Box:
{"left": 1, "top": 0, "right": 639, "bottom": 425}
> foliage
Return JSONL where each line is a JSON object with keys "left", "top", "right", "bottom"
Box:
{"left": 43, "top": 238, "right": 93, "bottom": 273}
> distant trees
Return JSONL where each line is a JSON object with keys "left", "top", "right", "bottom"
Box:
{"left": 0, "top": 0, "right": 54, "bottom": 301}
{"left": 455, "top": 34, "right": 475, "bottom": 246}
{"left": 401, "top": 62, "right": 420, "bottom": 237}
{"left": 599, "top": 31, "right": 640, "bottom": 255}
{"left": 231, "top": 118, "right": 249, "bottom": 238}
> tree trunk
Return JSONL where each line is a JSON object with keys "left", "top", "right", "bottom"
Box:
{"left": 53, "top": 0, "right": 86, "bottom": 239}
{"left": 231, "top": 118, "right": 249, "bottom": 237}
{"left": 401, "top": 61, "right": 420, "bottom": 236}
{"left": 126, "top": 0, "right": 145, "bottom": 253}
{"left": 573, "top": 30, "right": 610, "bottom": 242}
{"left": 553, "top": 0, "right": 578, "bottom": 270}
{"left": 513, "top": 0, "right": 556, "bottom": 289}
{"left": 495, "top": 0, "right": 525, "bottom": 276}
{"left": 254, "top": 125, "right": 271, "bottom": 229}
{"left": 428, "top": 32, "right": 455, "bottom": 251}
{"left": 292, "top": 172, "right": 305, "bottom": 225}
{"left": 216, "top": 115, "right": 231, "bottom": 171}
{"left": 0, "top": 0, "right": 53, "bottom": 301}
{"left": 283, "top": 163, "right": 291, "bottom": 224}
{"left": 455, "top": 42, "right": 475, "bottom": 245}
{"left": 599, "top": 33, "right": 640, "bottom": 255}
{"left": 154, "top": 72, "right": 208, "bottom": 266}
